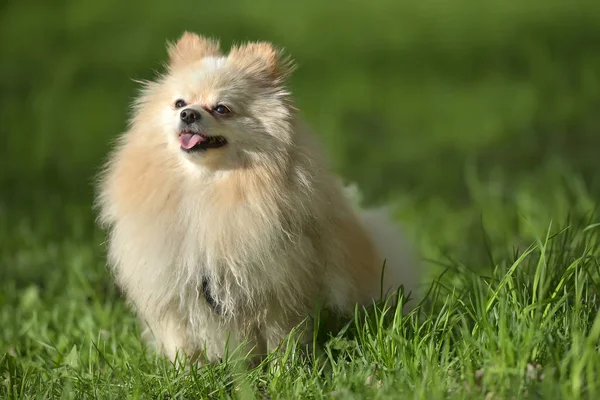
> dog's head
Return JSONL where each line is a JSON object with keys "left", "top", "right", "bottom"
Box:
{"left": 137, "top": 32, "right": 296, "bottom": 170}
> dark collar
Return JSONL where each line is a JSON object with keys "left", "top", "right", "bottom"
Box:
{"left": 201, "top": 277, "right": 222, "bottom": 315}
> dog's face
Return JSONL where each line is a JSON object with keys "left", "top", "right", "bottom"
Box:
{"left": 143, "top": 33, "right": 296, "bottom": 170}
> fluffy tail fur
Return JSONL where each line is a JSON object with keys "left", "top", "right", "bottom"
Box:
{"left": 345, "top": 185, "right": 421, "bottom": 309}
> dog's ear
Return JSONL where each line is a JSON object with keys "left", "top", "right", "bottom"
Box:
{"left": 167, "top": 32, "right": 221, "bottom": 68}
{"left": 228, "top": 42, "right": 295, "bottom": 83}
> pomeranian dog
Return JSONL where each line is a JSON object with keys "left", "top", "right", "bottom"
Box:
{"left": 97, "top": 32, "right": 419, "bottom": 365}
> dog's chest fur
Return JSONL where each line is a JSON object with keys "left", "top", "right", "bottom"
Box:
{"left": 161, "top": 173, "right": 320, "bottom": 320}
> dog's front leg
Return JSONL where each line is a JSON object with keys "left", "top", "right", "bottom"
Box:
{"left": 139, "top": 304, "right": 200, "bottom": 367}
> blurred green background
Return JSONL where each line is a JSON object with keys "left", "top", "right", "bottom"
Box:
{"left": 1, "top": 0, "right": 600, "bottom": 284}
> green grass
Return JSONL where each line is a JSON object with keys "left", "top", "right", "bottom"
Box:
{"left": 2, "top": 0, "right": 600, "bottom": 398}
{"left": 3, "top": 167, "right": 600, "bottom": 399}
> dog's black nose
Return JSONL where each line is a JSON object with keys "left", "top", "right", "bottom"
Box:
{"left": 180, "top": 108, "right": 200, "bottom": 124}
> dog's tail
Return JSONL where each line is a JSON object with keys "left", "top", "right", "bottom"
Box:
{"left": 345, "top": 185, "right": 422, "bottom": 310}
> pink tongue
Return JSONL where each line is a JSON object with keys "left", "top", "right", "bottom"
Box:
{"left": 179, "top": 133, "right": 205, "bottom": 149}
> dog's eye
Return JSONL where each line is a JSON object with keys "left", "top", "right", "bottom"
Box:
{"left": 174, "top": 99, "right": 186, "bottom": 108}
{"left": 214, "top": 105, "right": 231, "bottom": 115}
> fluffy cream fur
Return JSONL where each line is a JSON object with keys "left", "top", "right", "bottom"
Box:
{"left": 96, "top": 32, "right": 419, "bottom": 364}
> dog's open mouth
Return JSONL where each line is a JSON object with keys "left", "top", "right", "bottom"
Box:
{"left": 179, "top": 130, "right": 227, "bottom": 152}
